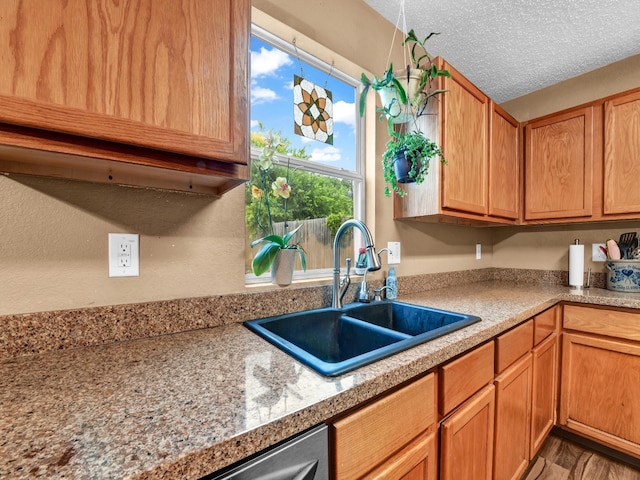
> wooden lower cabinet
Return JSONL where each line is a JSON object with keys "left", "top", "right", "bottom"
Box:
{"left": 365, "top": 431, "right": 437, "bottom": 480}
{"left": 331, "top": 374, "right": 436, "bottom": 479}
{"left": 440, "top": 384, "right": 495, "bottom": 480}
{"left": 559, "top": 332, "right": 640, "bottom": 457}
{"left": 493, "top": 354, "right": 532, "bottom": 480}
{"left": 530, "top": 333, "right": 557, "bottom": 458}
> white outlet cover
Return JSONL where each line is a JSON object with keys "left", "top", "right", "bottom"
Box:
{"left": 109, "top": 233, "right": 140, "bottom": 277}
{"left": 387, "top": 241, "right": 401, "bottom": 264}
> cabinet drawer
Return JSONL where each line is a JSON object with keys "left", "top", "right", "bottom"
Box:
{"left": 332, "top": 373, "right": 436, "bottom": 480}
{"left": 439, "top": 342, "right": 494, "bottom": 416}
{"left": 495, "top": 319, "right": 533, "bottom": 374}
{"left": 563, "top": 304, "right": 640, "bottom": 342}
{"left": 534, "top": 306, "right": 558, "bottom": 345}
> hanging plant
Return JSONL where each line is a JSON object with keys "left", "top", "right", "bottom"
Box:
{"left": 359, "top": 23, "right": 451, "bottom": 198}
{"left": 381, "top": 130, "right": 446, "bottom": 197}
{"left": 359, "top": 29, "right": 450, "bottom": 125}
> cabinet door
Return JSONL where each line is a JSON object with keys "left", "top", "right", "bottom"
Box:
{"left": 0, "top": 0, "right": 248, "bottom": 165}
{"left": 604, "top": 89, "right": 640, "bottom": 214}
{"left": 493, "top": 354, "right": 532, "bottom": 480}
{"left": 524, "top": 106, "right": 593, "bottom": 220}
{"left": 441, "top": 384, "right": 495, "bottom": 480}
{"left": 530, "top": 333, "right": 557, "bottom": 458}
{"left": 441, "top": 61, "right": 490, "bottom": 215}
{"left": 559, "top": 332, "right": 640, "bottom": 457}
{"left": 489, "top": 102, "right": 519, "bottom": 220}
{"left": 332, "top": 374, "right": 436, "bottom": 480}
{"left": 364, "top": 432, "right": 437, "bottom": 480}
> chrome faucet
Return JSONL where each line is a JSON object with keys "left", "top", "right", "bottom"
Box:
{"left": 332, "top": 219, "right": 381, "bottom": 308}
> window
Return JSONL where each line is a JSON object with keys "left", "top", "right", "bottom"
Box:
{"left": 246, "top": 26, "right": 364, "bottom": 282}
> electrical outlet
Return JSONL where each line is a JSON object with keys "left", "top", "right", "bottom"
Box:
{"left": 592, "top": 243, "right": 607, "bottom": 262}
{"left": 476, "top": 243, "right": 482, "bottom": 260}
{"left": 118, "top": 242, "right": 131, "bottom": 267}
{"left": 387, "top": 241, "right": 401, "bottom": 264}
{"left": 109, "top": 233, "right": 139, "bottom": 277}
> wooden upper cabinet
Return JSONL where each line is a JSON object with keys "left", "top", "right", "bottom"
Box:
{"left": 441, "top": 61, "right": 490, "bottom": 216}
{"left": 489, "top": 102, "right": 519, "bottom": 220}
{"left": 394, "top": 59, "right": 519, "bottom": 225}
{"left": 0, "top": 0, "right": 249, "bottom": 194}
{"left": 604, "top": 89, "right": 640, "bottom": 215}
{"left": 524, "top": 106, "right": 594, "bottom": 220}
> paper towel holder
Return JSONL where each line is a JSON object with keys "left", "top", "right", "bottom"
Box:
{"left": 569, "top": 239, "right": 584, "bottom": 289}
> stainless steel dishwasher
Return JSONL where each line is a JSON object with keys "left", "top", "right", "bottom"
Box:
{"left": 204, "top": 424, "right": 329, "bottom": 480}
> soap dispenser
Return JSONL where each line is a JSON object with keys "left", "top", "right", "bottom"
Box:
{"left": 386, "top": 266, "right": 398, "bottom": 300}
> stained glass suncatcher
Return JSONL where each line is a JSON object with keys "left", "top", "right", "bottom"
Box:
{"left": 293, "top": 74, "right": 334, "bottom": 145}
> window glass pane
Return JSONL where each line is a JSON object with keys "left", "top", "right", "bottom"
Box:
{"left": 250, "top": 36, "right": 357, "bottom": 171}
{"left": 246, "top": 30, "right": 362, "bottom": 279}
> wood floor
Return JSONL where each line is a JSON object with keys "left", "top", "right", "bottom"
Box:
{"left": 522, "top": 434, "right": 640, "bottom": 480}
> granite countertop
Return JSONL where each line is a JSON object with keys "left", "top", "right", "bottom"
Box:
{"left": 2, "top": 282, "right": 640, "bottom": 479}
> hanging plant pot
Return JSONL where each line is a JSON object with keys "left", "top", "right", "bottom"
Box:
{"left": 377, "top": 68, "right": 424, "bottom": 124}
{"left": 393, "top": 149, "right": 420, "bottom": 184}
{"left": 270, "top": 248, "right": 297, "bottom": 287}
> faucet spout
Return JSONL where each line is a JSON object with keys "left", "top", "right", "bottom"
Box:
{"left": 332, "top": 219, "right": 380, "bottom": 309}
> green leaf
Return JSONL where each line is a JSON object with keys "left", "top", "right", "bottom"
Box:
{"left": 250, "top": 234, "right": 285, "bottom": 248}
{"left": 390, "top": 77, "right": 407, "bottom": 105}
{"left": 297, "top": 248, "right": 307, "bottom": 271}
{"left": 359, "top": 84, "right": 370, "bottom": 117}
{"left": 251, "top": 242, "right": 282, "bottom": 276}
{"left": 282, "top": 224, "right": 303, "bottom": 245}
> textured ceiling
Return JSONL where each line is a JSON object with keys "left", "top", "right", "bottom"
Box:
{"left": 364, "top": 0, "right": 640, "bottom": 103}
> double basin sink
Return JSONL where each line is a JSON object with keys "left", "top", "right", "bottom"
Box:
{"left": 245, "top": 301, "right": 480, "bottom": 376}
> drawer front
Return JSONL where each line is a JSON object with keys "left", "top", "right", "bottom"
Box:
{"left": 439, "top": 342, "right": 494, "bottom": 416}
{"left": 563, "top": 304, "right": 640, "bottom": 342}
{"left": 534, "top": 306, "right": 558, "bottom": 345}
{"left": 332, "top": 373, "right": 436, "bottom": 480}
{"left": 495, "top": 319, "right": 533, "bottom": 374}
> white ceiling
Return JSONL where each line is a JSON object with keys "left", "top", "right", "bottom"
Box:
{"left": 364, "top": 0, "right": 640, "bottom": 103}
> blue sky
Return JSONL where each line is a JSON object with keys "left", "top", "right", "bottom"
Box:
{"left": 250, "top": 36, "right": 357, "bottom": 172}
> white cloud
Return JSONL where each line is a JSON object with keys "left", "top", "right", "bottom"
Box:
{"left": 310, "top": 145, "right": 342, "bottom": 162}
{"left": 333, "top": 100, "right": 356, "bottom": 129}
{"left": 251, "top": 86, "right": 277, "bottom": 105}
{"left": 250, "top": 120, "right": 260, "bottom": 129}
{"left": 251, "top": 47, "right": 293, "bottom": 78}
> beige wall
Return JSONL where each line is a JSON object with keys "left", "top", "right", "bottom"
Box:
{"left": 2, "top": 0, "right": 637, "bottom": 316}
{"left": 0, "top": 0, "right": 491, "bottom": 316}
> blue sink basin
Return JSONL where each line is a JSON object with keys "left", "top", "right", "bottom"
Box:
{"left": 245, "top": 301, "right": 480, "bottom": 376}
{"left": 343, "top": 301, "right": 479, "bottom": 337}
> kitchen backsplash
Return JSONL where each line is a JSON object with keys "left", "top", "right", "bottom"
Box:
{"left": 0, "top": 268, "right": 604, "bottom": 360}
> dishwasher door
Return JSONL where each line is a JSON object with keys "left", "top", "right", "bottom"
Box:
{"left": 206, "top": 424, "right": 329, "bottom": 480}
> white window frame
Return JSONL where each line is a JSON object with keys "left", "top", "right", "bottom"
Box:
{"left": 246, "top": 25, "right": 365, "bottom": 284}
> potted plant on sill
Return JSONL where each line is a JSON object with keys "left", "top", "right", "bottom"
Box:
{"left": 249, "top": 131, "right": 306, "bottom": 286}
{"left": 359, "top": 29, "right": 450, "bottom": 125}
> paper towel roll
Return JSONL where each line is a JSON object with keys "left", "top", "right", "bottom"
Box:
{"left": 569, "top": 244, "right": 584, "bottom": 287}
